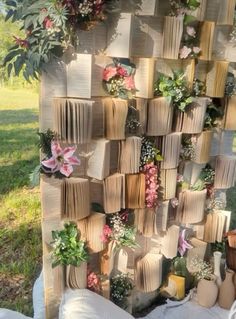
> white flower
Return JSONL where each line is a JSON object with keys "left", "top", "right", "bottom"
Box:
{"left": 179, "top": 46, "right": 192, "bottom": 59}
{"left": 193, "top": 46, "right": 201, "bottom": 54}
{"left": 186, "top": 26, "right": 196, "bottom": 37}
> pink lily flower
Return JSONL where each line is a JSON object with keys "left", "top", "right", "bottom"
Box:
{"left": 41, "top": 141, "right": 80, "bottom": 177}
{"left": 178, "top": 229, "right": 193, "bottom": 257}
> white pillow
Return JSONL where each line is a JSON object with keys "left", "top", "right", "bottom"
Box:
{"left": 59, "top": 289, "right": 134, "bottom": 319}
{"left": 0, "top": 309, "right": 32, "bottom": 319}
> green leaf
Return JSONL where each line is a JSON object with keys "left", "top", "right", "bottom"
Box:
{"left": 7, "top": 63, "right": 13, "bottom": 77}
{"left": 14, "top": 55, "right": 25, "bottom": 76}
{"left": 188, "top": 0, "right": 200, "bottom": 8}
{"left": 29, "top": 165, "right": 41, "bottom": 187}
{"left": 184, "top": 14, "right": 197, "bottom": 24}
{"left": 3, "top": 49, "right": 23, "bottom": 65}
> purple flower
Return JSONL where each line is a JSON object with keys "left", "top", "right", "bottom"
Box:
{"left": 178, "top": 229, "right": 193, "bottom": 257}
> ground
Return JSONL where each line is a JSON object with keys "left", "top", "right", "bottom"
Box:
{"left": 0, "top": 87, "right": 42, "bottom": 317}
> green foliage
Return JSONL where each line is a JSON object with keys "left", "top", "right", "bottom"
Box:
{"left": 37, "top": 129, "right": 55, "bottom": 157}
{"left": 111, "top": 273, "right": 134, "bottom": 309}
{"left": 169, "top": 0, "right": 200, "bottom": 17}
{"left": 191, "top": 166, "right": 215, "bottom": 191}
{"left": 140, "top": 136, "right": 163, "bottom": 167}
{"left": 172, "top": 256, "right": 193, "bottom": 290}
{"left": 51, "top": 222, "right": 89, "bottom": 268}
{"left": 154, "top": 71, "right": 192, "bottom": 112}
{"left": 192, "top": 78, "right": 206, "bottom": 96}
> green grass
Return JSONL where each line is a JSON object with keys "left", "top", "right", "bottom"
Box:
{"left": 0, "top": 87, "right": 42, "bottom": 316}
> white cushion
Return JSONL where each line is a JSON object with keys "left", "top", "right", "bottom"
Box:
{"left": 0, "top": 309, "right": 32, "bottom": 319}
{"left": 59, "top": 289, "right": 134, "bottom": 319}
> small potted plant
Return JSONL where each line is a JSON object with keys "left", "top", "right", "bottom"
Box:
{"left": 51, "top": 222, "right": 89, "bottom": 289}
{"left": 110, "top": 273, "right": 134, "bottom": 312}
{"left": 190, "top": 257, "right": 218, "bottom": 308}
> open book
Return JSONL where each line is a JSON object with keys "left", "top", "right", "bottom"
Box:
{"left": 92, "top": 98, "right": 105, "bottom": 139}
{"left": 103, "top": 98, "right": 128, "bottom": 140}
{"left": 136, "top": 0, "right": 159, "bottom": 15}
{"left": 224, "top": 97, "right": 236, "bottom": 130}
{"left": 199, "top": 21, "right": 215, "bottom": 61}
{"left": 176, "top": 189, "right": 207, "bottom": 224}
{"left": 174, "top": 98, "right": 207, "bottom": 134}
{"left": 103, "top": 173, "right": 125, "bottom": 214}
{"left": 161, "top": 133, "right": 182, "bottom": 169}
{"left": 155, "top": 201, "right": 169, "bottom": 232}
{"left": 67, "top": 54, "right": 111, "bottom": 98}
{"left": 61, "top": 178, "right": 90, "bottom": 221}
{"left": 106, "top": 13, "right": 133, "bottom": 58}
{"left": 193, "top": 130, "right": 213, "bottom": 164}
{"left": 217, "top": 0, "right": 236, "bottom": 25}
{"left": 162, "top": 16, "right": 184, "bottom": 59}
{"left": 135, "top": 253, "right": 162, "bottom": 292}
{"left": 120, "top": 136, "right": 142, "bottom": 174}
{"left": 133, "top": 58, "right": 156, "bottom": 98}
{"left": 206, "top": 61, "right": 229, "bottom": 97}
{"left": 131, "top": 16, "right": 164, "bottom": 57}
{"left": 186, "top": 238, "right": 207, "bottom": 269}
{"left": 188, "top": 0, "right": 207, "bottom": 21}
{"left": 66, "top": 263, "right": 87, "bottom": 289}
{"left": 214, "top": 155, "right": 236, "bottom": 189}
{"left": 147, "top": 97, "right": 173, "bottom": 136}
{"left": 40, "top": 175, "right": 62, "bottom": 219}
{"left": 40, "top": 59, "right": 67, "bottom": 131}
{"left": 87, "top": 139, "right": 111, "bottom": 180}
{"left": 86, "top": 213, "right": 106, "bottom": 253}
{"left": 204, "top": 211, "right": 229, "bottom": 243}
{"left": 160, "top": 169, "right": 177, "bottom": 200}
{"left": 161, "top": 225, "right": 180, "bottom": 259}
{"left": 134, "top": 208, "right": 156, "bottom": 238}
{"left": 53, "top": 98, "right": 94, "bottom": 144}
{"left": 181, "top": 161, "right": 205, "bottom": 186}
{"left": 135, "top": 98, "right": 148, "bottom": 134}
{"left": 126, "top": 174, "right": 146, "bottom": 208}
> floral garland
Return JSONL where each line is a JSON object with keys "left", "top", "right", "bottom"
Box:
{"left": 141, "top": 163, "right": 159, "bottom": 208}
{"left": 179, "top": 25, "right": 201, "bottom": 59}
{"left": 103, "top": 59, "right": 137, "bottom": 99}
{"left": 4, "top": 0, "right": 118, "bottom": 80}
{"left": 101, "top": 212, "right": 137, "bottom": 249}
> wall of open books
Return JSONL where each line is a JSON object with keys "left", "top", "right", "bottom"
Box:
{"left": 40, "top": 0, "right": 236, "bottom": 317}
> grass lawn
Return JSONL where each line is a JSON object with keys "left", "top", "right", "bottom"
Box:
{"left": 0, "top": 87, "right": 42, "bottom": 316}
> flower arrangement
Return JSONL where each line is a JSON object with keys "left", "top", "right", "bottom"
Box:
{"left": 169, "top": 0, "right": 200, "bottom": 17}
{"left": 140, "top": 137, "right": 163, "bottom": 168}
{"left": 87, "top": 270, "right": 100, "bottom": 292}
{"left": 4, "top": 0, "right": 118, "bottom": 80}
{"left": 103, "top": 59, "right": 136, "bottom": 99}
{"left": 110, "top": 273, "right": 134, "bottom": 309}
{"left": 180, "top": 136, "right": 195, "bottom": 161}
{"left": 141, "top": 163, "right": 159, "bottom": 208}
{"left": 204, "top": 99, "right": 224, "bottom": 130}
{"left": 51, "top": 222, "right": 89, "bottom": 268}
{"left": 189, "top": 257, "right": 213, "bottom": 281}
{"left": 154, "top": 71, "right": 192, "bottom": 112}
{"left": 125, "top": 105, "right": 141, "bottom": 135}
{"left": 179, "top": 25, "right": 201, "bottom": 59}
{"left": 192, "top": 78, "right": 206, "bottom": 97}
{"left": 101, "top": 212, "right": 137, "bottom": 249}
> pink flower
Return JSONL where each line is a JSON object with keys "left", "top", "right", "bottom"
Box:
{"left": 179, "top": 46, "right": 192, "bottom": 59}
{"left": 193, "top": 46, "right": 201, "bottom": 54}
{"left": 124, "top": 76, "right": 136, "bottom": 90}
{"left": 41, "top": 141, "right": 80, "bottom": 177}
{"left": 101, "top": 225, "right": 112, "bottom": 243}
{"left": 178, "top": 229, "right": 193, "bottom": 257}
{"left": 142, "top": 162, "right": 159, "bottom": 208}
{"left": 43, "top": 17, "right": 54, "bottom": 29}
{"left": 103, "top": 66, "right": 117, "bottom": 81}
{"left": 116, "top": 66, "right": 128, "bottom": 77}
{"left": 13, "top": 36, "right": 29, "bottom": 49}
{"left": 87, "top": 271, "right": 100, "bottom": 292}
{"left": 186, "top": 26, "right": 196, "bottom": 37}
{"left": 177, "top": 174, "right": 184, "bottom": 183}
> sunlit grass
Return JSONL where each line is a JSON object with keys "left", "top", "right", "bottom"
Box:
{"left": 0, "top": 87, "right": 42, "bottom": 316}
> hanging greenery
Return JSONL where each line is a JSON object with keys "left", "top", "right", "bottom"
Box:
{"left": 3, "top": 0, "right": 119, "bottom": 80}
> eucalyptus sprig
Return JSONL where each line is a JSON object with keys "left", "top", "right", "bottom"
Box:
{"left": 154, "top": 71, "right": 192, "bottom": 112}
{"left": 51, "top": 222, "right": 89, "bottom": 268}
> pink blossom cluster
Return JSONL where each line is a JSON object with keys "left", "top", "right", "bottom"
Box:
{"left": 87, "top": 271, "right": 100, "bottom": 292}
{"left": 142, "top": 162, "right": 159, "bottom": 208}
{"left": 101, "top": 224, "right": 112, "bottom": 243}
{"left": 103, "top": 65, "right": 136, "bottom": 90}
